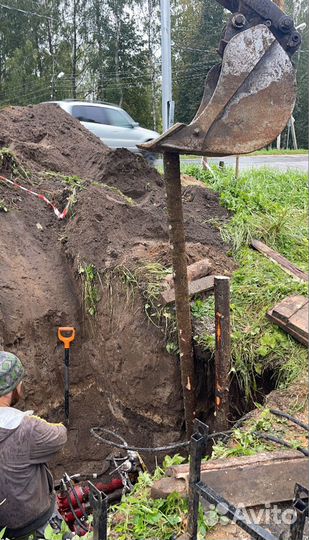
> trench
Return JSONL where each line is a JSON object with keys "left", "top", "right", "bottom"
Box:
{"left": 0, "top": 103, "right": 283, "bottom": 480}
{"left": 194, "top": 344, "right": 278, "bottom": 432}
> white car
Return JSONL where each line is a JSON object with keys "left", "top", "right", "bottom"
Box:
{"left": 50, "top": 100, "right": 159, "bottom": 162}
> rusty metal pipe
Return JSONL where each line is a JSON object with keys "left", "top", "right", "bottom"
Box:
{"left": 214, "top": 276, "right": 231, "bottom": 431}
{"left": 163, "top": 152, "right": 196, "bottom": 436}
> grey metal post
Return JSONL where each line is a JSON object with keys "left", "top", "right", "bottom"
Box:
{"left": 187, "top": 421, "right": 208, "bottom": 540}
{"left": 290, "top": 116, "right": 298, "bottom": 150}
{"left": 160, "top": 0, "right": 174, "bottom": 131}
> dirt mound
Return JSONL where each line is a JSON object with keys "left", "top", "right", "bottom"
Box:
{"left": 0, "top": 104, "right": 235, "bottom": 474}
{"left": 0, "top": 103, "right": 109, "bottom": 176}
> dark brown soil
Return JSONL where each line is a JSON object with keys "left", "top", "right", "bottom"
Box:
{"left": 0, "top": 103, "right": 235, "bottom": 475}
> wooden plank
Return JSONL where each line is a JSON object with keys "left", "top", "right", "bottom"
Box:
{"left": 268, "top": 310, "right": 308, "bottom": 346}
{"left": 287, "top": 304, "right": 308, "bottom": 338}
{"left": 272, "top": 295, "right": 308, "bottom": 323}
{"left": 151, "top": 453, "right": 309, "bottom": 507}
{"left": 166, "top": 450, "right": 302, "bottom": 477}
{"left": 159, "top": 275, "right": 214, "bottom": 306}
{"left": 268, "top": 295, "right": 308, "bottom": 346}
{"left": 163, "top": 258, "right": 212, "bottom": 288}
{"left": 151, "top": 477, "right": 186, "bottom": 499}
{"left": 251, "top": 239, "right": 308, "bottom": 282}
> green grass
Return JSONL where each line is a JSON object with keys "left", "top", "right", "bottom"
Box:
{"left": 185, "top": 164, "right": 308, "bottom": 397}
{"left": 0, "top": 147, "right": 29, "bottom": 179}
{"left": 251, "top": 148, "right": 308, "bottom": 156}
{"left": 114, "top": 263, "right": 178, "bottom": 353}
{"left": 78, "top": 263, "right": 101, "bottom": 317}
{"left": 109, "top": 455, "right": 213, "bottom": 540}
{"left": 163, "top": 149, "right": 308, "bottom": 161}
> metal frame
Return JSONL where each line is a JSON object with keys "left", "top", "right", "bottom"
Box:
{"left": 290, "top": 484, "right": 309, "bottom": 540}
{"left": 187, "top": 420, "right": 308, "bottom": 540}
{"left": 72, "top": 421, "right": 308, "bottom": 540}
{"left": 88, "top": 481, "right": 108, "bottom": 540}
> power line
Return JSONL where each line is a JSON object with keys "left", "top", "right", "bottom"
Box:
{"left": 0, "top": 66, "right": 213, "bottom": 104}
{"left": 0, "top": 2, "right": 55, "bottom": 21}
{"left": 0, "top": 61, "right": 214, "bottom": 100}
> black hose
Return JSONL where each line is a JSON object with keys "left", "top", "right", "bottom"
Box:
{"left": 220, "top": 411, "right": 253, "bottom": 444}
{"left": 254, "top": 432, "right": 309, "bottom": 457}
{"left": 91, "top": 427, "right": 189, "bottom": 452}
{"left": 100, "top": 427, "right": 129, "bottom": 446}
{"left": 90, "top": 427, "right": 232, "bottom": 453}
{"left": 66, "top": 474, "right": 87, "bottom": 518}
{"left": 270, "top": 409, "right": 309, "bottom": 432}
{"left": 62, "top": 480, "right": 89, "bottom": 533}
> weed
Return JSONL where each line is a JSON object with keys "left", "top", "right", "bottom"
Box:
{"left": 93, "top": 181, "right": 135, "bottom": 206}
{"left": 109, "top": 455, "right": 213, "bottom": 540}
{"left": 78, "top": 263, "right": 100, "bottom": 317}
{"left": 43, "top": 171, "right": 85, "bottom": 191}
{"left": 0, "top": 199, "right": 8, "bottom": 212}
{"left": 63, "top": 175, "right": 85, "bottom": 190}
{"left": 115, "top": 263, "right": 178, "bottom": 354}
{"left": 44, "top": 521, "right": 74, "bottom": 540}
{"left": 211, "top": 428, "right": 270, "bottom": 459}
{"left": 212, "top": 407, "right": 307, "bottom": 460}
{"left": 0, "top": 147, "right": 29, "bottom": 179}
{"left": 185, "top": 165, "right": 308, "bottom": 398}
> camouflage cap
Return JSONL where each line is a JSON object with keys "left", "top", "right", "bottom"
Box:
{"left": 0, "top": 352, "right": 25, "bottom": 396}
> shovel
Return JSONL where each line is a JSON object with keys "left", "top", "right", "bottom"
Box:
{"left": 58, "top": 327, "right": 76, "bottom": 426}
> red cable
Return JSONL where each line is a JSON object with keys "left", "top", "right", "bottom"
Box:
{"left": 0, "top": 175, "right": 74, "bottom": 219}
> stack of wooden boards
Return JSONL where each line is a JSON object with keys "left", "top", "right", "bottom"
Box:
{"left": 159, "top": 258, "right": 215, "bottom": 306}
{"left": 268, "top": 295, "right": 308, "bottom": 346}
{"left": 161, "top": 242, "right": 308, "bottom": 345}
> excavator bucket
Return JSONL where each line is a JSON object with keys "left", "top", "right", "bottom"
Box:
{"left": 141, "top": 0, "right": 301, "bottom": 156}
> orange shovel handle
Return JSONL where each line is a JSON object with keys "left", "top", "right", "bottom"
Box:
{"left": 58, "top": 327, "right": 76, "bottom": 349}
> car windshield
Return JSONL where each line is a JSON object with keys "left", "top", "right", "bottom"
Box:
{"left": 71, "top": 104, "right": 135, "bottom": 127}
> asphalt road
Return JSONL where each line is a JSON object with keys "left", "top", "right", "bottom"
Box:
{"left": 156, "top": 154, "right": 308, "bottom": 172}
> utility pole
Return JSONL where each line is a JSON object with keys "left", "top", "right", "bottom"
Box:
{"left": 160, "top": 0, "right": 174, "bottom": 131}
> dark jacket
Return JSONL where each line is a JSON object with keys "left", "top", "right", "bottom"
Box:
{"left": 0, "top": 407, "right": 67, "bottom": 531}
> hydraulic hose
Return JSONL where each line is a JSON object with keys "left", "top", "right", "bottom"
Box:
{"left": 269, "top": 409, "right": 309, "bottom": 432}
{"left": 90, "top": 427, "right": 232, "bottom": 453}
{"left": 254, "top": 432, "right": 309, "bottom": 457}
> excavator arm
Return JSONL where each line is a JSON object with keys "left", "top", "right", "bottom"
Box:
{"left": 141, "top": 0, "right": 301, "bottom": 156}
{"left": 216, "top": 0, "right": 301, "bottom": 58}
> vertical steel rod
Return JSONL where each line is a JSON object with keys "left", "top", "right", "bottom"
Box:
{"left": 214, "top": 276, "right": 231, "bottom": 431}
{"left": 163, "top": 151, "right": 196, "bottom": 436}
{"left": 290, "top": 484, "right": 308, "bottom": 540}
{"left": 187, "top": 423, "right": 208, "bottom": 540}
{"left": 89, "top": 482, "right": 108, "bottom": 540}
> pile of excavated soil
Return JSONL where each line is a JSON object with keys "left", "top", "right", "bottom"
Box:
{"left": 0, "top": 104, "right": 235, "bottom": 475}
